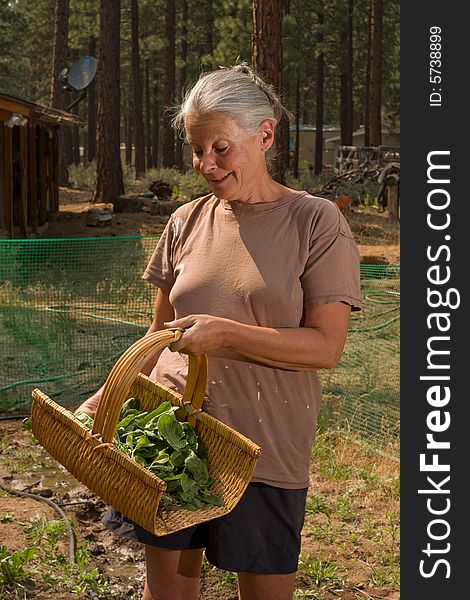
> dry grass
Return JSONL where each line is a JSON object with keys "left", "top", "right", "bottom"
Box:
{"left": 0, "top": 418, "right": 400, "bottom": 599}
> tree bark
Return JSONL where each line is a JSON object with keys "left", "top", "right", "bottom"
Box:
{"left": 131, "top": 0, "right": 145, "bottom": 177}
{"left": 94, "top": 0, "right": 124, "bottom": 203}
{"left": 252, "top": 0, "right": 287, "bottom": 184}
{"left": 364, "top": 1, "right": 372, "bottom": 146}
{"left": 151, "top": 79, "right": 160, "bottom": 168}
{"left": 144, "top": 60, "right": 152, "bottom": 169}
{"left": 175, "top": 0, "right": 188, "bottom": 170}
{"left": 293, "top": 71, "right": 300, "bottom": 180}
{"left": 368, "top": 0, "right": 383, "bottom": 146}
{"left": 125, "top": 114, "right": 133, "bottom": 165}
{"left": 314, "top": 7, "right": 324, "bottom": 175}
{"left": 87, "top": 37, "right": 97, "bottom": 163}
{"left": 50, "top": 0, "right": 71, "bottom": 186}
{"left": 340, "top": 0, "right": 354, "bottom": 146}
{"left": 160, "top": 0, "right": 176, "bottom": 168}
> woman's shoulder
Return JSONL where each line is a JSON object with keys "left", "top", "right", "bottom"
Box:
{"left": 171, "top": 192, "right": 217, "bottom": 219}
{"left": 295, "top": 191, "right": 336, "bottom": 211}
{"left": 292, "top": 192, "right": 353, "bottom": 239}
{"left": 292, "top": 191, "right": 342, "bottom": 221}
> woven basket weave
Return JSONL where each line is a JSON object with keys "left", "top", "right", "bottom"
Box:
{"left": 31, "top": 328, "right": 262, "bottom": 536}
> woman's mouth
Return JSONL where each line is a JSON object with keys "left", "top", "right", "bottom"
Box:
{"left": 208, "top": 173, "right": 231, "bottom": 184}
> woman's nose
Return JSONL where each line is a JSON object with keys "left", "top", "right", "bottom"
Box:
{"left": 199, "top": 152, "right": 216, "bottom": 174}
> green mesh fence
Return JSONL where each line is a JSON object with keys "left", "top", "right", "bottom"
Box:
{"left": 319, "top": 264, "right": 400, "bottom": 456}
{"left": 0, "top": 237, "right": 155, "bottom": 413}
{"left": 0, "top": 237, "right": 399, "bottom": 455}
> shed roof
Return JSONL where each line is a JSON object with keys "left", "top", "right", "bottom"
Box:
{"left": 0, "top": 91, "right": 83, "bottom": 127}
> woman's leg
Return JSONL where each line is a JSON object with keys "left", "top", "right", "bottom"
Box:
{"left": 143, "top": 546, "right": 204, "bottom": 600}
{"left": 237, "top": 571, "right": 297, "bottom": 600}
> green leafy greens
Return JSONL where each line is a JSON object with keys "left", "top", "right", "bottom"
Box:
{"left": 74, "top": 398, "right": 223, "bottom": 511}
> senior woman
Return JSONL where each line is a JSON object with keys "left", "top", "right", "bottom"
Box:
{"left": 79, "top": 64, "right": 361, "bottom": 600}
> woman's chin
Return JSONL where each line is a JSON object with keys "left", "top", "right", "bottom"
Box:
{"left": 208, "top": 173, "right": 234, "bottom": 195}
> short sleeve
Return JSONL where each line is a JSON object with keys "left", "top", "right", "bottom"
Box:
{"left": 142, "top": 215, "right": 176, "bottom": 291}
{"left": 301, "top": 201, "right": 362, "bottom": 310}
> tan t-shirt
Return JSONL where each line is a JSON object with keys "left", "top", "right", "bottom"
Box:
{"left": 143, "top": 191, "right": 362, "bottom": 488}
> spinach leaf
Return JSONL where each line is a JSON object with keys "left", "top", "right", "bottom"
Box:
{"left": 184, "top": 450, "right": 210, "bottom": 486}
{"left": 157, "top": 413, "right": 186, "bottom": 450}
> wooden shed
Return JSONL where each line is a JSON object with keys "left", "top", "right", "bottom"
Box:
{"left": 0, "top": 92, "right": 82, "bottom": 238}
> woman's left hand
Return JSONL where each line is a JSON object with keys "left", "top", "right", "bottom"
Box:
{"left": 164, "top": 314, "right": 230, "bottom": 354}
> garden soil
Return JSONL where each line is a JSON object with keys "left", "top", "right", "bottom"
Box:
{"left": 0, "top": 188, "right": 400, "bottom": 599}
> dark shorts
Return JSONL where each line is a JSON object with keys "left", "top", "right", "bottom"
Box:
{"left": 102, "top": 482, "right": 308, "bottom": 574}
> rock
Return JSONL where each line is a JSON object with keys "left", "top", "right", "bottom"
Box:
{"left": 31, "top": 487, "right": 54, "bottom": 498}
{"left": 149, "top": 199, "right": 185, "bottom": 216}
{"left": 87, "top": 207, "right": 113, "bottom": 226}
{"left": 113, "top": 195, "right": 145, "bottom": 213}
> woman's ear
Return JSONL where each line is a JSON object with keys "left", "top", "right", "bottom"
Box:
{"left": 259, "top": 120, "right": 275, "bottom": 152}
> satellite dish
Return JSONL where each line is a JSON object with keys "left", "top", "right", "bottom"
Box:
{"left": 59, "top": 56, "right": 98, "bottom": 111}
{"left": 67, "top": 56, "right": 98, "bottom": 91}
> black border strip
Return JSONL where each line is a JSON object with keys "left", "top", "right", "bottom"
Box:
{"left": 401, "top": 3, "right": 467, "bottom": 597}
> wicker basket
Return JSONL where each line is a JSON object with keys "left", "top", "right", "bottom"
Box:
{"left": 31, "top": 328, "right": 262, "bottom": 536}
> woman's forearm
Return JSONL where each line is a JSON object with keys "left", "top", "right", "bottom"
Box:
{"left": 166, "top": 303, "right": 351, "bottom": 372}
{"left": 222, "top": 321, "right": 339, "bottom": 371}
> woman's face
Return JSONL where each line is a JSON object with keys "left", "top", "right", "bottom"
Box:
{"left": 185, "top": 112, "right": 274, "bottom": 203}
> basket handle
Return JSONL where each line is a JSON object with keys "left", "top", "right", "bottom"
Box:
{"left": 93, "top": 328, "right": 207, "bottom": 442}
{"left": 182, "top": 354, "right": 208, "bottom": 427}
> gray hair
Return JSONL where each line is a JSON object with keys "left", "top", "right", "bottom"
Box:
{"left": 172, "top": 63, "right": 291, "bottom": 136}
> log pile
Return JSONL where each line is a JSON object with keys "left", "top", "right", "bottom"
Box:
{"left": 310, "top": 166, "right": 382, "bottom": 200}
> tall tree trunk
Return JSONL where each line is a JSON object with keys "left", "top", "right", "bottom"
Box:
{"left": 131, "top": 0, "right": 145, "bottom": 177}
{"left": 144, "top": 60, "right": 152, "bottom": 169}
{"left": 293, "top": 20, "right": 300, "bottom": 180}
{"left": 160, "top": 0, "right": 176, "bottom": 168}
{"left": 205, "top": 0, "right": 213, "bottom": 55}
{"left": 368, "top": 0, "right": 382, "bottom": 146}
{"left": 94, "top": 0, "right": 124, "bottom": 204}
{"left": 125, "top": 114, "right": 133, "bottom": 165}
{"left": 252, "top": 0, "right": 287, "bottom": 184}
{"left": 340, "top": 0, "right": 354, "bottom": 146}
{"left": 364, "top": 1, "right": 372, "bottom": 146}
{"left": 314, "top": 8, "right": 325, "bottom": 175}
{"left": 72, "top": 110, "right": 80, "bottom": 164}
{"left": 50, "top": 0, "right": 70, "bottom": 187}
{"left": 151, "top": 80, "right": 160, "bottom": 168}
{"left": 175, "top": 0, "right": 188, "bottom": 170}
{"left": 293, "top": 70, "right": 300, "bottom": 180}
{"left": 87, "top": 37, "right": 97, "bottom": 163}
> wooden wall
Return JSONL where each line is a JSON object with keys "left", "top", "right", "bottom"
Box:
{"left": 0, "top": 121, "right": 59, "bottom": 238}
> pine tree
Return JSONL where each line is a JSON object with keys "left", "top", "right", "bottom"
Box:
{"left": 252, "top": 0, "right": 287, "bottom": 183}
{"left": 130, "top": 0, "right": 145, "bottom": 177}
{"left": 94, "top": 0, "right": 124, "bottom": 203}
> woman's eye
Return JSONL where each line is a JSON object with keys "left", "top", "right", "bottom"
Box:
{"left": 215, "top": 146, "right": 228, "bottom": 154}
{"left": 193, "top": 150, "right": 203, "bottom": 157}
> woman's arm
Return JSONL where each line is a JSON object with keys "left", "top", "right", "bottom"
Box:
{"left": 165, "top": 301, "right": 352, "bottom": 372}
{"left": 76, "top": 289, "right": 175, "bottom": 416}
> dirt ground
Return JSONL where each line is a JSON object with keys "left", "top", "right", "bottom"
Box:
{"left": 0, "top": 188, "right": 400, "bottom": 598}
{"left": 0, "top": 419, "right": 400, "bottom": 600}
{"left": 40, "top": 188, "right": 400, "bottom": 266}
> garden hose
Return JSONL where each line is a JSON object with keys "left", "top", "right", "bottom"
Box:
{"left": 0, "top": 414, "right": 30, "bottom": 421}
{"left": 0, "top": 478, "right": 76, "bottom": 564}
{"left": 45, "top": 304, "right": 149, "bottom": 329}
{"left": 349, "top": 290, "right": 400, "bottom": 333}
